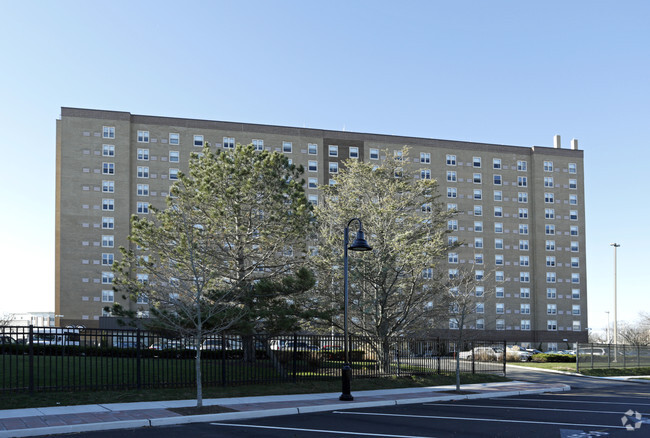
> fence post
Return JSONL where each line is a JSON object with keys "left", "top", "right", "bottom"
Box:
{"left": 136, "top": 329, "right": 141, "bottom": 390}
{"left": 503, "top": 340, "right": 507, "bottom": 376}
{"left": 638, "top": 345, "right": 641, "bottom": 368}
{"left": 622, "top": 344, "right": 626, "bottom": 369}
{"left": 576, "top": 343, "right": 579, "bottom": 373}
{"left": 590, "top": 343, "right": 594, "bottom": 369}
{"left": 436, "top": 337, "right": 441, "bottom": 375}
{"left": 221, "top": 333, "right": 227, "bottom": 386}
{"left": 28, "top": 325, "right": 34, "bottom": 393}
{"left": 607, "top": 343, "right": 611, "bottom": 368}
{"left": 292, "top": 333, "right": 297, "bottom": 383}
{"left": 471, "top": 341, "right": 475, "bottom": 375}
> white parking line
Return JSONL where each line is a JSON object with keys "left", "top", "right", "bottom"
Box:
{"left": 422, "top": 402, "right": 649, "bottom": 416}
{"left": 333, "top": 411, "right": 626, "bottom": 430}
{"left": 209, "top": 423, "right": 439, "bottom": 438}
{"left": 505, "top": 398, "right": 650, "bottom": 407}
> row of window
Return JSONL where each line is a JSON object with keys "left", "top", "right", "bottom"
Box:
{"left": 448, "top": 268, "right": 580, "bottom": 284}
{"left": 432, "top": 284, "right": 580, "bottom": 300}
{"left": 443, "top": 154, "right": 578, "bottom": 174}
{"left": 447, "top": 185, "right": 579, "bottom": 202}
{"left": 448, "top": 252, "right": 581, "bottom": 267}
{"left": 465, "top": 303, "right": 582, "bottom": 315}
{"left": 449, "top": 318, "right": 582, "bottom": 331}
{"left": 445, "top": 223, "right": 579, "bottom": 238}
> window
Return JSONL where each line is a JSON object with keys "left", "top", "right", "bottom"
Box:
{"left": 446, "top": 171, "right": 457, "bottom": 182}
{"left": 449, "top": 319, "right": 459, "bottom": 329}
{"left": 495, "top": 270, "right": 504, "bottom": 281}
{"left": 572, "top": 321, "right": 581, "bottom": 332}
{"left": 448, "top": 269, "right": 459, "bottom": 279}
{"left": 137, "top": 202, "right": 149, "bottom": 214}
{"left": 370, "top": 148, "right": 379, "bottom": 159}
{"left": 570, "top": 210, "right": 578, "bottom": 221}
{"left": 475, "top": 286, "right": 484, "bottom": 297}
{"left": 476, "top": 319, "right": 485, "bottom": 330}
{"left": 448, "top": 236, "right": 458, "bottom": 245}
{"left": 517, "top": 160, "right": 527, "bottom": 171}
{"left": 308, "top": 195, "right": 318, "bottom": 206}
{"left": 102, "top": 290, "right": 114, "bottom": 303}
{"left": 570, "top": 226, "right": 579, "bottom": 236}
{"left": 447, "top": 220, "right": 458, "bottom": 231}
{"left": 520, "top": 272, "right": 530, "bottom": 283}
{"left": 496, "top": 287, "right": 505, "bottom": 298}
{"left": 349, "top": 147, "right": 359, "bottom": 158}
{"left": 496, "top": 303, "right": 504, "bottom": 314}
{"left": 473, "top": 157, "right": 481, "bottom": 167}
{"left": 137, "top": 166, "right": 149, "bottom": 178}
{"left": 137, "top": 148, "right": 149, "bottom": 160}
{"left": 474, "top": 221, "right": 483, "bottom": 232}
{"left": 137, "top": 130, "right": 149, "bottom": 143}
{"left": 544, "top": 161, "right": 553, "bottom": 172}
{"left": 519, "top": 224, "right": 528, "bottom": 235}
{"left": 495, "top": 238, "right": 503, "bottom": 249}
{"left": 496, "top": 319, "right": 505, "bottom": 330}
{"left": 223, "top": 137, "right": 235, "bottom": 149}
{"left": 571, "top": 241, "right": 579, "bottom": 252}
{"left": 476, "top": 303, "right": 484, "bottom": 314}
{"left": 101, "top": 272, "right": 114, "bottom": 284}
{"left": 547, "top": 304, "right": 557, "bottom": 315}
{"left": 193, "top": 135, "right": 204, "bottom": 147}
{"left": 572, "top": 305, "right": 581, "bottom": 315}
{"left": 518, "top": 192, "right": 528, "bottom": 203}
{"left": 519, "top": 255, "right": 529, "bottom": 267}
{"left": 308, "top": 160, "right": 318, "bottom": 172}
{"left": 546, "top": 272, "right": 556, "bottom": 283}
{"left": 494, "top": 206, "right": 502, "bottom": 217}
{"left": 169, "top": 168, "right": 179, "bottom": 180}
{"left": 308, "top": 143, "right": 318, "bottom": 155}
{"left": 544, "top": 177, "right": 554, "bottom": 188}
{"left": 421, "top": 169, "right": 431, "bottom": 180}
{"left": 521, "top": 303, "right": 530, "bottom": 314}
{"left": 520, "top": 288, "right": 530, "bottom": 298}
{"left": 137, "top": 294, "right": 149, "bottom": 305}
{"left": 475, "top": 270, "right": 484, "bottom": 281}
{"left": 474, "top": 253, "right": 483, "bottom": 265}
{"left": 102, "top": 217, "right": 114, "bottom": 229}
{"left": 446, "top": 203, "right": 456, "bottom": 211}
{"left": 568, "top": 163, "right": 577, "bottom": 174}
{"left": 473, "top": 189, "right": 482, "bottom": 200}
{"left": 473, "top": 173, "right": 482, "bottom": 184}
{"left": 102, "top": 180, "right": 114, "bottom": 193}
{"left": 495, "top": 222, "right": 503, "bottom": 233}
{"left": 569, "top": 194, "right": 578, "bottom": 205}
{"left": 519, "top": 240, "right": 529, "bottom": 250}
{"left": 547, "top": 288, "right": 556, "bottom": 299}
{"left": 103, "top": 126, "right": 115, "bottom": 139}
{"left": 493, "top": 174, "right": 502, "bottom": 185}
{"left": 102, "top": 199, "right": 114, "bottom": 211}
{"left": 572, "top": 273, "right": 580, "bottom": 284}
{"left": 394, "top": 167, "right": 403, "bottom": 178}
{"left": 329, "top": 162, "right": 338, "bottom": 174}
{"left": 394, "top": 150, "right": 404, "bottom": 162}
{"left": 546, "top": 240, "right": 556, "bottom": 251}
{"left": 474, "top": 205, "right": 482, "bottom": 216}
{"left": 169, "top": 133, "right": 179, "bottom": 145}
{"left": 137, "top": 184, "right": 149, "bottom": 196}
{"left": 572, "top": 289, "right": 581, "bottom": 299}
{"left": 545, "top": 208, "right": 555, "bottom": 219}
{"left": 446, "top": 154, "right": 456, "bottom": 166}
{"left": 447, "top": 187, "right": 457, "bottom": 198}
{"left": 474, "top": 237, "right": 483, "bottom": 248}
{"left": 169, "top": 151, "right": 179, "bottom": 162}
{"left": 547, "top": 320, "right": 557, "bottom": 331}
{"left": 448, "top": 253, "right": 458, "bottom": 264}
{"left": 494, "top": 190, "right": 502, "bottom": 201}
{"left": 282, "top": 141, "right": 292, "bottom": 153}
{"left": 521, "top": 320, "right": 531, "bottom": 331}
{"left": 327, "top": 145, "right": 339, "bottom": 157}
{"left": 493, "top": 158, "right": 501, "bottom": 169}
{"left": 308, "top": 177, "right": 318, "bottom": 189}
{"left": 517, "top": 176, "right": 527, "bottom": 187}
{"left": 102, "top": 253, "right": 114, "bottom": 266}
{"left": 545, "top": 224, "right": 555, "bottom": 235}
{"left": 571, "top": 257, "right": 580, "bottom": 268}
{"left": 518, "top": 208, "right": 528, "bottom": 219}
{"left": 102, "top": 144, "right": 115, "bottom": 156}
{"left": 569, "top": 179, "right": 577, "bottom": 189}
{"left": 420, "top": 152, "right": 430, "bottom": 164}
{"left": 103, "top": 162, "right": 115, "bottom": 175}
{"left": 546, "top": 256, "right": 556, "bottom": 267}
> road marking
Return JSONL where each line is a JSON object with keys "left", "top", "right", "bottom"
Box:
{"left": 333, "top": 411, "right": 626, "bottom": 430}
{"left": 503, "top": 398, "right": 650, "bottom": 407}
{"left": 209, "top": 422, "right": 439, "bottom": 438}
{"left": 422, "top": 402, "right": 649, "bottom": 415}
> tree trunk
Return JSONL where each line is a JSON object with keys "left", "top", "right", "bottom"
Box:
{"left": 242, "top": 334, "right": 255, "bottom": 363}
{"left": 195, "top": 337, "right": 203, "bottom": 407}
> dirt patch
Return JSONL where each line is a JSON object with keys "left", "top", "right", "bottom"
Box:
{"left": 168, "top": 405, "right": 238, "bottom": 416}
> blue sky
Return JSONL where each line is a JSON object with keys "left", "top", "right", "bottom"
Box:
{"left": 1, "top": 1, "right": 648, "bottom": 334}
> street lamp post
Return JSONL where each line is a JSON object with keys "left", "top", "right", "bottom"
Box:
{"left": 610, "top": 243, "right": 620, "bottom": 360}
{"left": 605, "top": 311, "right": 610, "bottom": 344}
{"left": 340, "top": 218, "right": 372, "bottom": 402}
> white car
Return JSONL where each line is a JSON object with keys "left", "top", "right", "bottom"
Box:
{"left": 458, "top": 346, "right": 504, "bottom": 361}
{"left": 506, "top": 346, "right": 533, "bottom": 361}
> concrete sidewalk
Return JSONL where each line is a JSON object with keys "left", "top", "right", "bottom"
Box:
{"left": 0, "top": 381, "right": 569, "bottom": 438}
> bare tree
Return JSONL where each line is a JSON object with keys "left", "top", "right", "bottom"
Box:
{"left": 618, "top": 321, "right": 650, "bottom": 346}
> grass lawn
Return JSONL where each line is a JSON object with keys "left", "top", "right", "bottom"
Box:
{"left": 579, "top": 367, "right": 650, "bottom": 377}
{"left": 509, "top": 362, "right": 577, "bottom": 372}
{"left": 0, "top": 373, "right": 508, "bottom": 410}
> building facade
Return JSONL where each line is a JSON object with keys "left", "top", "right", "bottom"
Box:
{"left": 56, "top": 107, "right": 587, "bottom": 349}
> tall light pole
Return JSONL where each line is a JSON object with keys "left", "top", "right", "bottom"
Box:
{"left": 340, "top": 218, "right": 372, "bottom": 401}
{"left": 610, "top": 243, "right": 620, "bottom": 360}
{"left": 605, "top": 311, "right": 610, "bottom": 344}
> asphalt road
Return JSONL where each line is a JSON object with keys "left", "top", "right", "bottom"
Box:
{"left": 56, "top": 369, "right": 650, "bottom": 438}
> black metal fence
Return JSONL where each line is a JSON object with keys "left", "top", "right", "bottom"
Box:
{"left": 0, "top": 326, "right": 506, "bottom": 393}
{"left": 576, "top": 343, "right": 650, "bottom": 371}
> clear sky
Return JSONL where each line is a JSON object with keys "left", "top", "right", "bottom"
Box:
{"left": 1, "top": 1, "right": 648, "bottom": 334}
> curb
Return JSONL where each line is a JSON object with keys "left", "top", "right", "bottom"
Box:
{"left": 0, "top": 420, "right": 150, "bottom": 438}
{"left": 507, "top": 365, "right": 650, "bottom": 383}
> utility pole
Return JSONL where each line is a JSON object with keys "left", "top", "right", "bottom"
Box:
{"left": 610, "top": 243, "right": 620, "bottom": 360}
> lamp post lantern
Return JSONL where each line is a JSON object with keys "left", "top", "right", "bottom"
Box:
{"left": 340, "top": 218, "right": 372, "bottom": 401}
{"left": 610, "top": 243, "right": 620, "bottom": 360}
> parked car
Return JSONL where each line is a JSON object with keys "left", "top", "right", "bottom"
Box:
{"left": 0, "top": 336, "right": 18, "bottom": 345}
{"left": 578, "top": 347, "right": 607, "bottom": 356}
{"left": 269, "top": 339, "right": 319, "bottom": 351}
{"left": 525, "top": 349, "right": 543, "bottom": 355}
{"left": 458, "top": 346, "right": 503, "bottom": 361}
{"left": 506, "top": 346, "right": 533, "bottom": 361}
{"left": 322, "top": 345, "right": 343, "bottom": 351}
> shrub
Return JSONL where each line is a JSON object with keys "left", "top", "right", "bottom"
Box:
{"left": 533, "top": 353, "right": 576, "bottom": 363}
